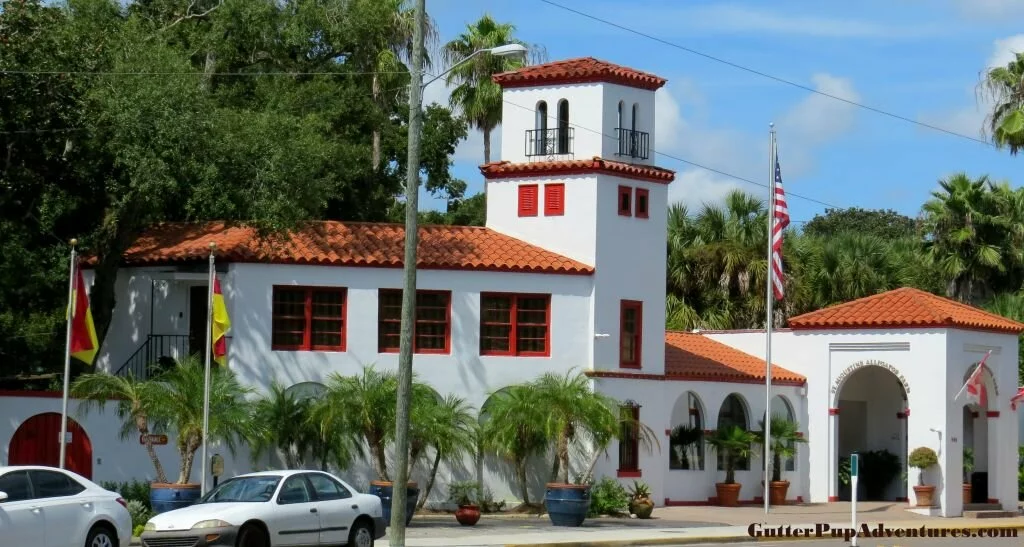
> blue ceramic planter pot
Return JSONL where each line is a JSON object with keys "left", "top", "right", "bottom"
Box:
{"left": 544, "top": 483, "right": 590, "bottom": 527}
{"left": 150, "top": 483, "right": 201, "bottom": 514}
{"left": 369, "top": 481, "right": 419, "bottom": 527}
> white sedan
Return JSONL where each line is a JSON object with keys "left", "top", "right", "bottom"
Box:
{"left": 0, "top": 465, "right": 132, "bottom": 547}
{"left": 141, "top": 470, "right": 386, "bottom": 547}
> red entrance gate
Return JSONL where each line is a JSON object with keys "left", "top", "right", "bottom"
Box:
{"left": 8, "top": 412, "right": 93, "bottom": 479}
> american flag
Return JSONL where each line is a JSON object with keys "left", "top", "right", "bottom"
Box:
{"left": 771, "top": 151, "right": 790, "bottom": 300}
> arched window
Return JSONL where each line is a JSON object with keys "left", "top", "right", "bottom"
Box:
{"left": 762, "top": 395, "right": 798, "bottom": 472}
{"left": 557, "top": 99, "right": 570, "bottom": 154}
{"left": 534, "top": 101, "right": 548, "bottom": 155}
{"left": 617, "top": 100, "right": 624, "bottom": 129}
{"left": 631, "top": 103, "right": 639, "bottom": 132}
{"left": 670, "top": 391, "right": 705, "bottom": 470}
{"left": 717, "top": 394, "right": 750, "bottom": 470}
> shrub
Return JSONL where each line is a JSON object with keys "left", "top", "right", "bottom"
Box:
{"left": 587, "top": 477, "right": 629, "bottom": 517}
{"left": 478, "top": 486, "right": 506, "bottom": 513}
{"left": 126, "top": 499, "right": 152, "bottom": 529}
{"left": 909, "top": 447, "right": 939, "bottom": 486}
{"left": 101, "top": 480, "right": 151, "bottom": 510}
{"left": 447, "top": 481, "right": 481, "bottom": 507}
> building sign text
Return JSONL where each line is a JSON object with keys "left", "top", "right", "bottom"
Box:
{"left": 831, "top": 360, "right": 910, "bottom": 395}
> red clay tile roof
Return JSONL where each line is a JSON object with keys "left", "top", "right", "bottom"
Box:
{"left": 787, "top": 287, "right": 1024, "bottom": 334}
{"left": 493, "top": 57, "right": 667, "bottom": 91}
{"left": 664, "top": 332, "right": 805, "bottom": 385}
{"left": 111, "top": 221, "right": 594, "bottom": 275}
{"left": 480, "top": 157, "right": 675, "bottom": 184}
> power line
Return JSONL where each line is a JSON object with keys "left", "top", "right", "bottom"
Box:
{"left": 0, "top": 69, "right": 411, "bottom": 76}
{"left": 499, "top": 95, "right": 843, "bottom": 209}
{"left": 537, "top": 0, "right": 995, "bottom": 148}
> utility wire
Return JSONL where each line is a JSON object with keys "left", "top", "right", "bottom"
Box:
{"left": 537, "top": 0, "right": 995, "bottom": 148}
{"left": 0, "top": 69, "right": 411, "bottom": 76}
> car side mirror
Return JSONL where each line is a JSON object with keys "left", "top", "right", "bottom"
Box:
{"left": 0, "top": 491, "right": 8, "bottom": 502}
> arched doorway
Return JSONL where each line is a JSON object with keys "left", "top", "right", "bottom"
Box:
{"left": 960, "top": 362, "right": 997, "bottom": 505}
{"left": 717, "top": 393, "right": 751, "bottom": 472}
{"left": 761, "top": 395, "right": 798, "bottom": 472}
{"left": 669, "top": 392, "right": 705, "bottom": 470}
{"left": 834, "top": 366, "right": 907, "bottom": 501}
{"left": 9, "top": 413, "right": 93, "bottom": 479}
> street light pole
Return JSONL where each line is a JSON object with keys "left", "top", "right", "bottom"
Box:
{"left": 389, "top": 16, "right": 527, "bottom": 542}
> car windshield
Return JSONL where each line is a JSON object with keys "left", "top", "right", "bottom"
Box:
{"left": 197, "top": 476, "right": 281, "bottom": 503}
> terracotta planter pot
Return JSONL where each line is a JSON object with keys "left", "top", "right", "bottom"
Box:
{"left": 630, "top": 498, "right": 654, "bottom": 519}
{"left": 962, "top": 484, "right": 971, "bottom": 505}
{"left": 715, "top": 483, "right": 742, "bottom": 507}
{"left": 913, "top": 485, "right": 936, "bottom": 507}
{"left": 768, "top": 481, "right": 789, "bottom": 506}
{"left": 455, "top": 504, "right": 480, "bottom": 526}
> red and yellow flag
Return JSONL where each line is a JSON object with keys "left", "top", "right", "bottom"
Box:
{"left": 70, "top": 266, "right": 99, "bottom": 365}
{"left": 212, "top": 276, "right": 230, "bottom": 366}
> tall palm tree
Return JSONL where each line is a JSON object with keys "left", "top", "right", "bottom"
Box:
{"left": 980, "top": 51, "right": 1024, "bottom": 154}
{"left": 920, "top": 173, "right": 1005, "bottom": 303}
{"left": 71, "top": 373, "right": 170, "bottom": 484}
{"left": 442, "top": 14, "right": 529, "bottom": 165}
{"left": 793, "top": 233, "right": 897, "bottom": 309}
{"left": 981, "top": 292, "right": 1024, "bottom": 382}
{"left": 479, "top": 385, "right": 548, "bottom": 505}
{"left": 414, "top": 394, "right": 477, "bottom": 510}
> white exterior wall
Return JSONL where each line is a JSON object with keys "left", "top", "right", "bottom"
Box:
{"left": 707, "top": 327, "right": 1020, "bottom": 516}
{"left": 592, "top": 377, "right": 805, "bottom": 505}
{"left": 600, "top": 83, "right": 657, "bottom": 166}
{"left": 499, "top": 84, "right": 604, "bottom": 164}
{"left": 0, "top": 395, "right": 253, "bottom": 484}
{"left": 484, "top": 174, "right": 599, "bottom": 265}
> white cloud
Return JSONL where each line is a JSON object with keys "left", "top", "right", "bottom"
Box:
{"left": 422, "top": 79, "right": 502, "bottom": 167}
{"left": 662, "top": 74, "right": 860, "bottom": 208}
{"left": 918, "top": 34, "right": 1024, "bottom": 140}
{"left": 952, "top": 0, "right": 1024, "bottom": 20}
{"left": 679, "top": 4, "right": 942, "bottom": 39}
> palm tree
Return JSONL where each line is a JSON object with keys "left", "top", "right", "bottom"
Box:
{"left": 920, "top": 173, "right": 1005, "bottom": 303}
{"left": 71, "top": 373, "right": 170, "bottom": 484}
{"left": 479, "top": 385, "right": 549, "bottom": 505}
{"left": 793, "top": 233, "right": 897, "bottom": 309}
{"left": 754, "top": 416, "right": 806, "bottom": 483}
{"left": 148, "top": 355, "right": 255, "bottom": 484}
{"left": 442, "top": 14, "right": 530, "bottom": 165}
{"left": 982, "top": 292, "right": 1024, "bottom": 382}
{"left": 414, "top": 394, "right": 477, "bottom": 510}
{"left": 706, "top": 425, "right": 755, "bottom": 485}
{"left": 313, "top": 365, "right": 399, "bottom": 481}
{"left": 980, "top": 51, "right": 1024, "bottom": 154}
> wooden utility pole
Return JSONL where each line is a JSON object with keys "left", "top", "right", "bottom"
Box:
{"left": 390, "top": 0, "right": 426, "bottom": 544}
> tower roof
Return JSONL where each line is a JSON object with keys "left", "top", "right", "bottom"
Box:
{"left": 787, "top": 287, "right": 1024, "bottom": 334}
{"left": 492, "top": 57, "right": 667, "bottom": 91}
{"left": 480, "top": 157, "right": 675, "bottom": 184}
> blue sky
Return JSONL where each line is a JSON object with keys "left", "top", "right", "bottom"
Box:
{"left": 419, "top": 0, "right": 1024, "bottom": 226}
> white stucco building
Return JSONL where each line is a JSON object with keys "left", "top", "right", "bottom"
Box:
{"left": 2, "top": 57, "right": 1021, "bottom": 518}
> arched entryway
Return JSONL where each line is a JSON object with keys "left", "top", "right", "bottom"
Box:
{"left": 761, "top": 395, "right": 797, "bottom": 472}
{"left": 717, "top": 393, "right": 751, "bottom": 472}
{"left": 669, "top": 391, "right": 705, "bottom": 470}
{"left": 9, "top": 413, "right": 93, "bottom": 479}
{"left": 834, "top": 365, "right": 907, "bottom": 501}
{"left": 960, "top": 362, "right": 998, "bottom": 505}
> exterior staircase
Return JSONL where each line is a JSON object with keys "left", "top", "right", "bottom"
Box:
{"left": 113, "top": 334, "right": 190, "bottom": 380}
{"left": 962, "top": 503, "right": 1019, "bottom": 518}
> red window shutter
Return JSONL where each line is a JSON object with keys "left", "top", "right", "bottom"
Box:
{"left": 544, "top": 183, "right": 565, "bottom": 216}
{"left": 635, "top": 188, "right": 649, "bottom": 219}
{"left": 618, "top": 185, "right": 632, "bottom": 216}
{"left": 518, "top": 184, "right": 538, "bottom": 217}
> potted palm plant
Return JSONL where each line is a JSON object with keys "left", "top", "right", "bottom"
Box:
{"left": 627, "top": 480, "right": 654, "bottom": 519}
{"left": 963, "top": 447, "right": 974, "bottom": 504}
{"left": 908, "top": 446, "right": 939, "bottom": 507}
{"left": 478, "top": 385, "right": 550, "bottom": 509}
{"left": 73, "top": 355, "right": 254, "bottom": 514}
{"left": 706, "top": 425, "right": 755, "bottom": 507}
{"left": 754, "top": 416, "right": 806, "bottom": 505}
{"left": 448, "top": 481, "right": 482, "bottom": 526}
{"left": 669, "top": 425, "right": 703, "bottom": 469}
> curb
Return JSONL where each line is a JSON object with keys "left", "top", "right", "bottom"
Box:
{"left": 502, "top": 522, "right": 1024, "bottom": 547}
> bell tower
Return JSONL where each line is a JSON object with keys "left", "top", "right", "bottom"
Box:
{"left": 480, "top": 57, "right": 674, "bottom": 376}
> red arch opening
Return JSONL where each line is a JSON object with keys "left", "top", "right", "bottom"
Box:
{"left": 8, "top": 412, "right": 93, "bottom": 479}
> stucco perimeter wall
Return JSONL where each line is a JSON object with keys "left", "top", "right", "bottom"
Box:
{"left": 0, "top": 393, "right": 255, "bottom": 485}
{"left": 593, "top": 376, "right": 806, "bottom": 506}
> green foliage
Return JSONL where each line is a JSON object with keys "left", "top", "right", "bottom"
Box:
{"left": 101, "top": 480, "right": 151, "bottom": 510}
{"left": 586, "top": 477, "right": 629, "bottom": 517}
{"left": 627, "top": 480, "right": 651, "bottom": 501}
{"left": 908, "top": 447, "right": 938, "bottom": 470}
{"left": 133, "top": 524, "right": 145, "bottom": 538}
{"left": 1018, "top": 446, "right": 1024, "bottom": 501}
{"left": 803, "top": 208, "right": 917, "bottom": 240}
{"left": 669, "top": 425, "right": 704, "bottom": 470}
{"left": 706, "top": 426, "right": 756, "bottom": 484}
{"left": 981, "top": 51, "right": 1024, "bottom": 155}
{"left": 447, "top": 480, "right": 481, "bottom": 507}
{"left": 126, "top": 499, "right": 152, "bottom": 529}
{"left": 963, "top": 447, "right": 975, "bottom": 482}
{"left": 860, "top": 450, "right": 901, "bottom": 499}
{"left": 754, "top": 415, "right": 806, "bottom": 482}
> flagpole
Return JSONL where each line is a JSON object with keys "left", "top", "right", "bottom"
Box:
{"left": 201, "top": 242, "right": 216, "bottom": 495}
{"left": 763, "top": 125, "right": 777, "bottom": 514}
{"left": 59, "top": 239, "right": 78, "bottom": 470}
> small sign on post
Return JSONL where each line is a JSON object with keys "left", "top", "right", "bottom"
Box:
{"left": 850, "top": 452, "right": 859, "bottom": 547}
{"left": 139, "top": 434, "right": 168, "bottom": 446}
{"left": 211, "top": 454, "right": 224, "bottom": 488}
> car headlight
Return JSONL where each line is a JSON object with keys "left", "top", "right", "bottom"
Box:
{"left": 191, "top": 520, "right": 231, "bottom": 529}
{"left": 143, "top": 522, "right": 156, "bottom": 532}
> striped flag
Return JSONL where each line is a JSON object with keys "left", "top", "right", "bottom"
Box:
{"left": 69, "top": 265, "right": 98, "bottom": 365}
{"left": 771, "top": 151, "right": 790, "bottom": 300}
{"left": 211, "top": 276, "right": 230, "bottom": 366}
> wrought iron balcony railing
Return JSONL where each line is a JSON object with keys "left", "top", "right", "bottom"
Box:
{"left": 615, "top": 128, "right": 650, "bottom": 160}
{"left": 525, "top": 127, "right": 574, "bottom": 158}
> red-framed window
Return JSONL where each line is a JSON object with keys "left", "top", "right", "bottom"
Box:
{"left": 544, "top": 183, "right": 565, "bottom": 216}
{"left": 635, "top": 188, "right": 649, "bottom": 219}
{"left": 272, "top": 287, "right": 347, "bottom": 351}
{"left": 479, "top": 293, "right": 551, "bottom": 356}
{"left": 619, "top": 300, "right": 643, "bottom": 368}
{"left": 617, "top": 185, "right": 632, "bottom": 216}
{"left": 518, "top": 184, "right": 539, "bottom": 217}
{"left": 618, "top": 404, "right": 641, "bottom": 475}
{"left": 378, "top": 289, "right": 451, "bottom": 354}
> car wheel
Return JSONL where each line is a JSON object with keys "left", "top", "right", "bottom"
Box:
{"left": 348, "top": 520, "right": 374, "bottom": 547}
{"left": 85, "top": 525, "right": 116, "bottom": 547}
{"left": 237, "top": 524, "right": 269, "bottom": 547}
